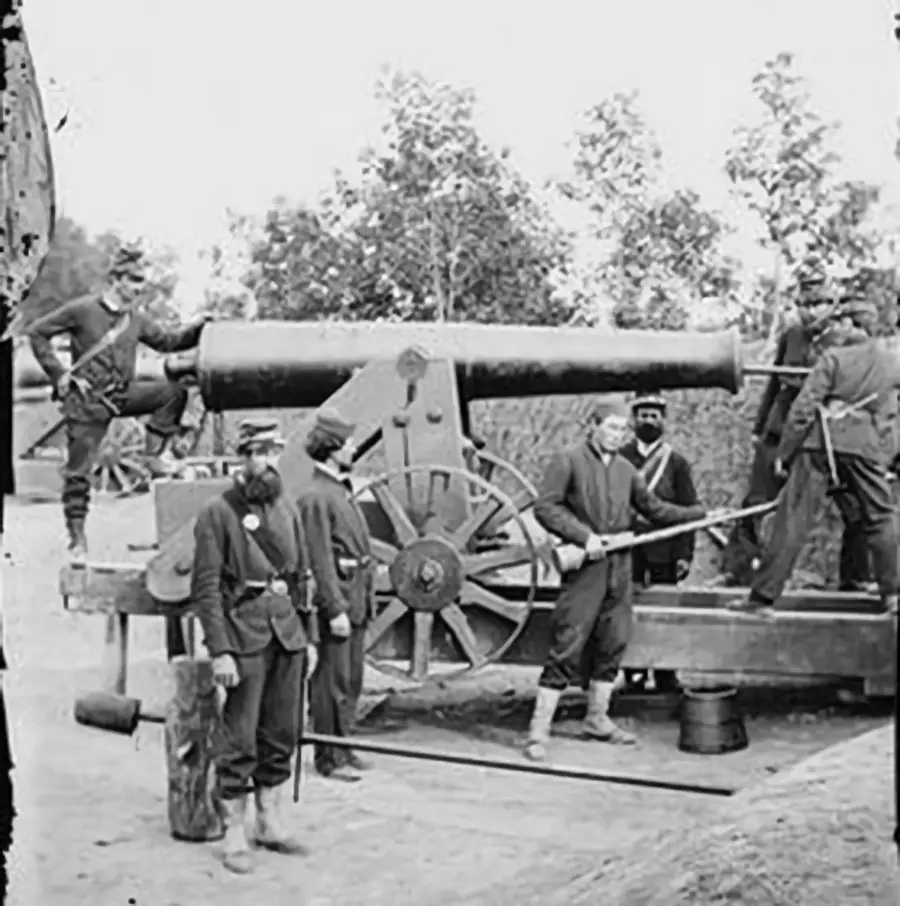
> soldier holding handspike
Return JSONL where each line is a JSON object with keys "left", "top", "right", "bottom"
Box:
{"left": 191, "top": 417, "right": 318, "bottom": 874}
{"left": 524, "top": 396, "right": 713, "bottom": 760}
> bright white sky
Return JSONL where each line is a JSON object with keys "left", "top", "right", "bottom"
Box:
{"left": 24, "top": 0, "right": 900, "bottom": 303}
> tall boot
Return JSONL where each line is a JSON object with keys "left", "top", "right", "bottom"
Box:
{"left": 582, "top": 680, "right": 636, "bottom": 745}
{"left": 65, "top": 518, "right": 88, "bottom": 562}
{"left": 254, "top": 783, "right": 306, "bottom": 855}
{"left": 523, "top": 687, "right": 561, "bottom": 762}
{"left": 220, "top": 795, "right": 253, "bottom": 874}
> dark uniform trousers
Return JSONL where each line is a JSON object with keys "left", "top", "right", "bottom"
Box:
{"left": 722, "top": 436, "right": 870, "bottom": 588}
{"left": 63, "top": 379, "right": 187, "bottom": 523}
{"left": 217, "top": 596, "right": 307, "bottom": 800}
{"left": 539, "top": 554, "right": 633, "bottom": 691}
{"left": 752, "top": 451, "right": 898, "bottom": 603}
{"left": 310, "top": 620, "right": 366, "bottom": 772}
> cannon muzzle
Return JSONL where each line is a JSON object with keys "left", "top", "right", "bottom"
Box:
{"left": 168, "top": 321, "right": 746, "bottom": 412}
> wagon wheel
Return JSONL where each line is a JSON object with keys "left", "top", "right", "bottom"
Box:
{"left": 91, "top": 417, "right": 150, "bottom": 496}
{"left": 468, "top": 450, "right": 538, "bottom": 540}
{"left": 356, "top": 464, "right": 539, "bottom": 685}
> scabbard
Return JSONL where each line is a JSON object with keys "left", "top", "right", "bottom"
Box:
{"left": 293, "top": 653, "right": 309, "bottom": 804}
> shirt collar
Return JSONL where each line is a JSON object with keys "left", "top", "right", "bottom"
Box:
{"left": 315, "top": 461, "right": 353, "bottom": 491}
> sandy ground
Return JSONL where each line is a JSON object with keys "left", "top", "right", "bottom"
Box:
{"left": 0, "top": 493, "right": 895, "bottom": 906}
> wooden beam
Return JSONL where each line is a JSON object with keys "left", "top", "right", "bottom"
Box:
{"left": 60, "top": 563, "right": 181, "bottom": 616}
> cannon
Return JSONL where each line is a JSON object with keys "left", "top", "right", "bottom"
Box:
{"left": 58, "top": 320, "right": 895, "bottom": 699}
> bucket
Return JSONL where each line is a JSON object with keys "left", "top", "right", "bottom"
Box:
{"left": 677, "top": 685, "right": 748, "bottom": 755}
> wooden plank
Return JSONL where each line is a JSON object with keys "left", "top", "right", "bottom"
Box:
{"left": 154, "top": 478, "right": 229, "bottom": 545}
{"left": 60, "top": 563, "right": 180, "bottom": 616}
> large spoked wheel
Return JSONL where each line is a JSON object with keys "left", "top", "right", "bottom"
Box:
{"left": 356, "top": 464, "right": 540, "bottom": 685}
{"left": 91, "top": 418, "right": 150, "bottom": 496}
{"left": 469, "top": 450, "right": 537, "bottom": 538}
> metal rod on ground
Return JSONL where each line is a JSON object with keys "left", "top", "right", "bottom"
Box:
{"left": 296, "top": 731, "right": 736, "bottom": 797}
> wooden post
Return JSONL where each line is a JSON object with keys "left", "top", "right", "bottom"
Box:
{"left": 101, "top": 612, "right": 129, "bottom": 696}
{"left": 165, "top": 656, "right": 225, "bottom": 842}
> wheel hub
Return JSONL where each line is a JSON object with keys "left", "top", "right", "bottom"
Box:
{"left": 390, "top": 535, "right": 463, "bottom": 613}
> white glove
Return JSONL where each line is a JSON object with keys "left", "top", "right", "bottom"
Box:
{"left": 211, "top": 653, "right": 240, "bottom": 688}
{"left": 329, "top": 612, "right": 351, "bottom": 639}
{"left": 306, "top": 644, "right": 318, "bottom": 676}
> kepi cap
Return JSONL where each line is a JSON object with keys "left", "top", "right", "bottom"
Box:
{"left": 630, "top": 390, "right": 667, "bottom": 413}
{"left": 236, "top": 417, "right": 285, "bottom": 454}
{"left": 590, "top": 394, "right": 629, "bottom": 424}
{"left": 314, "top": 407, "right": 355, "bottom": 445}
{"left": 107, "top": 242, "right": 147, "bottom": 283}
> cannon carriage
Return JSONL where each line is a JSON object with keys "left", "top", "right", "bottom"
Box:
{"left": 58, "top": 320, "right": 897, "bottom": 703}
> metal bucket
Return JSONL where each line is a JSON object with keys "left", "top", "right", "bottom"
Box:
{"left": 677, "top": 685, "right": 748, "bottom": 755}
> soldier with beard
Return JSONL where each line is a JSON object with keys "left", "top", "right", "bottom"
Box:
{"left": 619, "top": 391, "right": 698, "bottom": 693}
{"left": 298, "top": 408, "right": 374, "bottom": 783}
{"left": 192, "top": 417, "right": 318, "bottom": 875}
{"left": 726, "top": 300, "right": 899, "bottom": 617}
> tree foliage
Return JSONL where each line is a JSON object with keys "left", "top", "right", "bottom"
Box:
{"left": 26, "top": 214, "right": 181, "bottom": 325}
{"left": 724, "top": 53, "right": 887, "bottom": 337}
{"left": 557, "top": 92, "right": 738, "bottom": 330}
{"left": 247, "top": 70, "right": 575, "bottom": 326}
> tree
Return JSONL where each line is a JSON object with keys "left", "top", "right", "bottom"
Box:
{"left": 201, "top": 211, "right": 258, "bottom": 321}
{"left": 248, "top": 70, "right": 575, "bottom": 327}
{"left": 724, "top": 53, "right": 886, "bottom": 338}
{"left": 557, "top": 92, "right": 737, "bottom": 330}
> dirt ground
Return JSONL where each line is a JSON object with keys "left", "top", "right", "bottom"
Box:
{"left": 1, "top": 493, "right": 896, "bottom": 906}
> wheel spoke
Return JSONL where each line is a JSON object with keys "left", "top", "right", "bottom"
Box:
{"left": 441, "top": 603, "right": 487, "bottom": 667}
{"left": 98, "top": 466, "right": 110, "bottom": 495}
{"left": 370, "top": 483, "right": 419, "bottom": 546}
{"left": 459, "top": 580, "right": 525, "bottom": 623}
{"left": 364, "top": 597, "right": 407, "bottom": 650}
{"left": 448, "top": 497, "right": 507, "bottom": 550}
{"left": 112, "top": 463, "right": 137, "bottom": 494}
{"left": 369, "top": 537, "right": 400, "bottom": 566}
{"left": 461, "top": 543, "right": 533, "bottom": 577}
{"left": 410, "top": 611, "right": 433, "bottom": 680}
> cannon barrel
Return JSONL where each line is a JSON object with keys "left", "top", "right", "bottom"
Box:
{"left": 164, "top": 321, "right": 746, "bottom": 412}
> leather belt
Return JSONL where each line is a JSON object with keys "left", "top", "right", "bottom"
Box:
{"left": 243, "top": 578, "right": 290, "bottom": 596}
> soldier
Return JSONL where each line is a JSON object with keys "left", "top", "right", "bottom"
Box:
{"left": 298, "top": 408, "right": 374, "bottom": 783}
{"left": 726, "top": 299, "right": 899, "bottom": 617}
{"left": 28, "top": 243, "right": 210, "bottom": 560}
{"left": 619, "top": 391, "right": 698, "bottom": 693}
{"left": 524, "top": 396, "right": 712, "bottom": 760}
{"left": 191, "top": 417, "right": 318, "bottom": 875}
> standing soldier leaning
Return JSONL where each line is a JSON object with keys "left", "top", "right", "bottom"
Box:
{"left": 191, "top": 417, "right": 318, "bottom": 875}
{"left": 28, "top": 243, "right": 210, "bottom": 560}
{"left": 298, "top": 408, "right": 374, "bottom": 783}
{"left": 726, "top": 299, "right": 899, "bottom": 617}
{"left": 524, "top": 396, "right": 712, "bottom": 760}
{"left": 619, "top": 390, "right": 698, "bottom": 693}
{"left": 718, "top": 269, "right": 869, "bottom": 591}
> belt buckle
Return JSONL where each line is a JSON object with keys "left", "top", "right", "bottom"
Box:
{"left": 270, "top": 578, "right": 289, "bottom": 596}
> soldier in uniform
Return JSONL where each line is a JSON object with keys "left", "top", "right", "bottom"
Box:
{"left": 28, "top": 243, "right": 210, "bottom": 560}
{"left": 718, "top": 270, "right": 871, "bottom": 591}
{"left": 298, "top": 408, "right": 374, "bottom": 783}
{"left": 727, "top": 299, "right": 899, "bottom": 617}
{"left": 192, "top": 417, "right": 318, "bottom": 875}
{"left": 619, "top": 391, "right": 698, "bottom": 693}
{"left": 524, "top": 396, "right": 712, "bottom": 760}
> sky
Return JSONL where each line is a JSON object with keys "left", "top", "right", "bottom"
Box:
{"left": 23, "top": 0, "right": 900, "bottom": 304}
